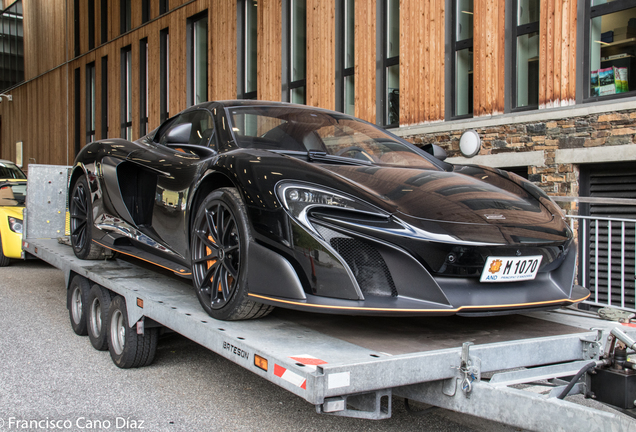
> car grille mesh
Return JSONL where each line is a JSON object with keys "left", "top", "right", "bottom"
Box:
{"left": 315, "top": 225, "right": 397, "bottom": 297}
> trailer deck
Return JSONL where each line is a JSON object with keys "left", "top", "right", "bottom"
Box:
{"left": 21, "top": 165, "right": 636, "bottom": 431}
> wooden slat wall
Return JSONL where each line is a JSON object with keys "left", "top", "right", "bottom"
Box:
{"left": 22, "top": 0, "right": 67, "bottom": 79}
{"left": 306, "top": 0, "right": 336, "bottom": 109}
{"left": 473, "top": 0, "right": 505, "bottom": 117}
{"left": 210, "top": 0, "right": 237, "bottom": 100}
{"left": 539, "top": 0, "right": 577, "bottom": 107}
{"left": 354, "top": 0, "right": 376, "bottom": 123}
{"left": 400, "top": 0, "right": 445, "bottom": 125}
{"left": 257, "top": 0, "right": 282, "bottom": 101}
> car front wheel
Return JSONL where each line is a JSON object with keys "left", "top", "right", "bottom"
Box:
{"left": 69, "top": 175, "right": 106, "bottom": 260}
{"left": 191, "top": 188, "right": 273, "bottom": 320}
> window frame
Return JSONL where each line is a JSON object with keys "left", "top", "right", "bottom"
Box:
{"left": 511, "top": 0, "right": 540, "bottom": 111}
{"left": 139, "top": 38, "right": 149, "bottom": 136}
{"left": 282, "top": 0, "right": 307, "bottom": 104}
{"left": 101, "top": 55, "right": 108, "bottom": 139}
{"left": 187, "top": 11, "right": 209, "bottom": 107}
{"left": 88, "top": 0, "right": 95, "bottom": 50}
{"left": 160, "top": 28, "right": 170, "bottom": 123}
{"left": 86, "top": 62, "right": 96, "bottom": 144}
{"left": 379, "top": 0, "right": 399, "bottom": 127}
{"left": 451, "top": 0, "right": 473, "bottom": 120}
{"left": 335, "top": 0, "right": 355, "bottom": 115}
{"left": 237, "top": 0, "right": 258, "bottom": 100}
{"left": 583, "top": 0, "right": 636, "bottom": 103}
{"left": 120, "top": 0, "right": 131, "bottom": 34}
{"left": 120, "top": 45, "right": 133, "bottom": 140}
{"left": 101, "top": 0, "right": 108, "bottom": 44}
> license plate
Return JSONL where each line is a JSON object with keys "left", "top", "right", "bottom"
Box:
{"left": 480, "top": 256, "right": 543, "bottom": 282}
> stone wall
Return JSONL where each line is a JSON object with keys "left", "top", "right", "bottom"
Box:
{"left": 402, "top": 108, "right": 636, "bottom": 215}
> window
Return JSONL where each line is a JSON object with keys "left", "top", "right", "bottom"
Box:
{"left": 74, "top": 0, "right": 80, "bottom": 56}
{"left": 284, "top": 0, "right": 306, "bottom": 104}
{"left": 121, "top": 45, "right": 132, "bottom": 139}
{"left": 453, "top": 0, "right": 473, "bottom": 118}
{"left": 384, "top": 0, "right": 399, "bottom": 125}
{"left": 101, "top": 0, "right": 108, "bottom": 44}
{"left": 587, "top": 0, "right": 636, "bottom": 99}
{"left": 74, "top": 67, "right": 81, "bottom": 155}
{"left": 86, "top": 62, "right": 96, "bottom": 143}
{"left": 513, "top": 0, "right": 539, "bottom": 109}
{"left": 336, "top": 0, "right": 354, "bottom": 115}
{"left": 160, "top": 0, "right": 169, "bottom": 15}
{"left": 101, "top": 56, "right": 108, "bottom": 138}
{"left": 142, "top": 0, "right": 150, "bottom": 23}
{"left": 88, "top": 0, "right": 95, "bottom": 50}
{"left": 160, "top": 28, "right": 170, "bottom": 123}
{"left": 238, "top": 0, "right": 257, "bottom": 99}
{"left": 188, "top": 13, "right": 208, "bottom": 106}
{"left": 140, "top": 38, "right": 148, "bottom": 136}
{"left": 120, "top": 0, "right": 131, "bottom": 34}
{"left": 0, "top": 1, "right": 25, "bottom": 91}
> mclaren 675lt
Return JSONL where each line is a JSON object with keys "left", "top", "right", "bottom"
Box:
{"left": 68, "top": 101, "right": 589, "bottom": 320}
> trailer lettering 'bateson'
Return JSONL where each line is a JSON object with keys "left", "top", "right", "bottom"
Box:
{"left": 20, "top": 165, "right": 636, "bottom": 431}
{"left": 223, "top": 342, "right": 250, "bottom": 360}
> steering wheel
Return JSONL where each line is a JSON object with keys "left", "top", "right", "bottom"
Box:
{"left": 334, "top": 146, "right": 374, "bottom": 161}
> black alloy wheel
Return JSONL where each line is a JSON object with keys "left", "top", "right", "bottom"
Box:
{"left": 191, "top": 188, "right": 273, "bottom": 320}
{"left": 69, "top": 175, "right": 105, "bottom": 260}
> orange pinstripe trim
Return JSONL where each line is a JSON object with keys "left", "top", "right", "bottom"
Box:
{"left": 93, "top": 240, "right": 192, "bottom": 276}
{"left": 248, "top": 292, "right": 591, "bottom": 313}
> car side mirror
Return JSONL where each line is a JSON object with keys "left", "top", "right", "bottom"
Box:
{"left": 165, "top": 123, "right": 192, "bottom": 144}
{"left": 422, "top": 143, "right": 447, "bottom": 161}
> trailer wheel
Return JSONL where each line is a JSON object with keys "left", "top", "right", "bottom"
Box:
{"left": 191, "top": 187, "right": 273, "bottom": 320}
{"left": 69, "top": 175, "right": 106, "bottom": 260}
{"left": 107, "top": 296, "right": 158, "bottom": 368}
{"left": 87, "top": 284, "right": 112, "bottom": 351}
{"left": 68, "top": 275, "right": 90, "bottom": 335}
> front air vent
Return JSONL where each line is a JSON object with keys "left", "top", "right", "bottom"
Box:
{"left": 315, "top": 225, "right": 397, "bottom": 297}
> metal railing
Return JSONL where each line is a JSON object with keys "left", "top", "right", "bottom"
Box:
{"left": 552, "top": 197, "right": 636, "bottom": 312}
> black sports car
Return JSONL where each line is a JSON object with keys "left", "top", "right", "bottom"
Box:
{"left": 69, "top": 100, "right": 589, "bottom": 320}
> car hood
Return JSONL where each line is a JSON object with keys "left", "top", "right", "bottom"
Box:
{"left": 320, "top": 164, "right": 556, "bottom": 227}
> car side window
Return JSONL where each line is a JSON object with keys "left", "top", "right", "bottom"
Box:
{"left": 157, "top": 110, "right": 216, "bottom": 148}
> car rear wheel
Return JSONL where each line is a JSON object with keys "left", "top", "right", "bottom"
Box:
{"left": 68, "top": 275, "right": 90, "bottom": 336}
{"left": 191, "top": 188, "right": 273, "bottom": 320}
{"left": 0, "top": 234, "right": 10, "bottom": 267}
{"left": 69, "top": 175, "right": 106, "bottom": 260}
{"left": 87, "top": 284, "right": 112, "bottom": 350}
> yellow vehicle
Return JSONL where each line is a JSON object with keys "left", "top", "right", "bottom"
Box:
{"left": 0, "top": 160, "right": 27, "bottom": 266}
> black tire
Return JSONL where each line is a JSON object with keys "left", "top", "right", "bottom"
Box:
{"left": 107, "top": 296, "right": 158, "bottom": 368}
{"left": 68, "top": 275, "right": 90, "bottom": 336}
{"left": 191, "top": 187, "right": 273, "bottom": 320}
{"left": 69, "top": 175, "right": 106, "bottom": 260}
{"left": 0, "top": 234, "right": 10, "bottom": 267}
{"left": 87, "top": 284, "right": 112, "bottom": 350}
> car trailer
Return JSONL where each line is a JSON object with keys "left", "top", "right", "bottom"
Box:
{"left": 22, "top": 165, "right": 636, "bottom": 431}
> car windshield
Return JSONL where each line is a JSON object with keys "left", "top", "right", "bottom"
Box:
{"left": 0, "top": 162, "right": 26, "bottom": 180}
{"left": 0, "top": 182, "right": 26, "bottom": 206}
{"left": 226, "top": 106, "right": 438, "bottom": 169}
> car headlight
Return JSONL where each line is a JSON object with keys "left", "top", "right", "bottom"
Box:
{"left": 276, "top": 182, "right": 387, "bottom": 232}
{"left": 8, "top": 216, "right": 22, "bottom": 234}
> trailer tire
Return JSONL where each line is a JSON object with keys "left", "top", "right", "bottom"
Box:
{"left": 191, "top": 187, "right": 274, "bottom": 321}
{"left": 87, "top": 284, "right": 112, "bottom": 351}
{"left": 107, "top": 296, "right": 158, "bottom": 368}
{"left": 69, "top": 175, "right": 106, "bottom": 260}
{"left": 68, "top": 275, "right": 90, "bottom": 336}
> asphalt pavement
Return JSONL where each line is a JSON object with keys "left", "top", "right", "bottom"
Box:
{"left": 0, "top": 259, "right": 520, "bottom": 432}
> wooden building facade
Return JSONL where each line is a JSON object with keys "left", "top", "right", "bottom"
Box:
{"left": 0, "top": 0, "right": 634, "bottom": 178}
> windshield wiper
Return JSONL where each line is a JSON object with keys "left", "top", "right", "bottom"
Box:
{"left": 307, "top": 151, "right": 373, "bottom": 166}
{"left": 270, "top": 150, "right": 373, "bottom": 166}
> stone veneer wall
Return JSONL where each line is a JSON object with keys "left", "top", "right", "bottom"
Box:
{"left": 401, "top": 108, "right": 636, "bottom": 215}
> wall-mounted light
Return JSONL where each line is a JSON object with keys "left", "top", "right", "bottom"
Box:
{"left": 459, "top": 129, "right": 481, "bottom": 158}
{"left": 0, "top": 94, "right": 12, "bottom": 102}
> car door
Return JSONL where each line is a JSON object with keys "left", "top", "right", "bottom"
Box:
{"left": 125, "top": 108, "right": 218, "bottom": 262}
